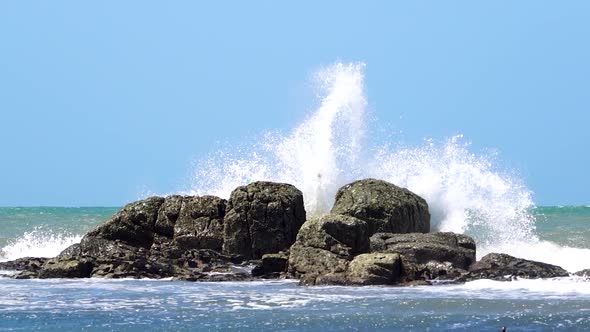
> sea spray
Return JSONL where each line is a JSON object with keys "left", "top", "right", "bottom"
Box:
{"left": 0, "top": 227, "right": 81, "bottom": 261}
{"left": 188, "top": 62, "right": 590, "bottom": 271}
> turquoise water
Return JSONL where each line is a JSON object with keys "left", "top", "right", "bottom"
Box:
{"left": 1, "top": 206, "right": 590, "bottom": 331}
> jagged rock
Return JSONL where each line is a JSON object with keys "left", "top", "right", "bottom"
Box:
{"left": 370, "top": 232, "right": 476, "bottom": 282}
{"left": 288, "top": 214, "right": 370, "bottom": 281}
{"left": 463, "top": 253, "right": 569, "bottom": 281}
{"left": 252, "top": 253, "right": 289, "bottom": 277}
{"left": 575, "top": 269, "right": 590, "bottom": 277}
{"left": 295, "top": 214, "right": 370, "bottom": 256}
{"left": 347, "top": 253, "right": 402, "bottom": 285}
{"left": 223, "top": 182, "right": 306, "bottom": 259}
{"left": 331, "top": 178, "right": 430, "bottom": 234}
{"left": 173, "top": 195, "right": 226, "bottom": 251}
{"left": 38, "top": 259, "right": 93, "bottom": 279}
{"left": 0, "top": 257, "right": 49, "bottom": 271}
{"left": 154, "top": 195, "right": 184, "bottom": 237}
{"left": 83, "top": 196, "right": 165, "bottom": 249}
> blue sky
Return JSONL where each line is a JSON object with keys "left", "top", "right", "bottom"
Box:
{"left": 1, "top": 1, "right": 589, "bottom": 206}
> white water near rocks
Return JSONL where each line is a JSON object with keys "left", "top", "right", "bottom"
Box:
{"left": 0, "top": 228, "right": 81, "bottom": 261}
{"left": 189, "top": 62, "right": 590, "bottom": 272}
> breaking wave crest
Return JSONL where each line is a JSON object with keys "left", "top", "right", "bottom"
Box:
{"left": 185, "top": 62, "right": 588, "bottom": 271}
{"left": 0, "top": 228, "right": 81, "bottom": 262}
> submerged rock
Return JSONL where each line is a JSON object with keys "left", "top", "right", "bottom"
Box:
{"left": 223, "top": 181, "right": 306, "bottom": 259}
{"left": 331, "top": 178, "right": 430, "bottom": 234}
{"left": 463, "top": 253, "right": 569, "bottom": 281}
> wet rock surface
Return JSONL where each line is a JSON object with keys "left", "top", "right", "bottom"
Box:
{"left": 331, "top": 178, "right": 430, "bottom": 234}
{"left": 223, "top": 181, "right": 306, "bottom": 259}
{"left": 370, "top": 232, "right": 476, "bottom": 282}
{"left": 0, "top": 178, "right": 574, "bottom": 285}
{"left": 461, "top": 253, "right": 569, "bottom": 281}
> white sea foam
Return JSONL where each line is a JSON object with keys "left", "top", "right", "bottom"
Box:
{"left": 0, "top": 228, "right": 81, "bottom": 262}
{"left": 187, "top": 62, "right": 589, "bottom": 271}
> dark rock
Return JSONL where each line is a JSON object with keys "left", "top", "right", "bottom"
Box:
{"left": 173, "top": 195, "right": 226, "bottom": 251}
{"left": 57, "top": 243, "right": 81, "bottom": 259}
{"left": 288, "top": 214, "right": 370, "bottom": 280}
{"left": 369, "top": 232, "right": 476, "bottom": 282}
{"left": 575, "top": 269, "right": 590, "bottom": 277}
{"left": 0, "top": 257, "right": 49, "bottom": 272}
{"left": 464, "top": 253, "right": 569, "bottom": 281}
{"left": 154, "top": 195, "right": 184, "bottom": 237}
{"left": 223, "top": 182, "right": 306, "bottom": 259}
{"left": 331, "top": 178, "right": 430, "bottom": 234}
{"left": 39, "top": 259, "right": 93, "bottom": 279}
{"left": 82, "top": 196, "right": 165, "bottom": 249}
{"left": 296, "top": 214, "right": 370, "bottom": 256}
{"left": 252, "top": 253, "right": 289, "bottom": 277}
{"left": 346, "top": 253, "right": 402, "bottom": 285}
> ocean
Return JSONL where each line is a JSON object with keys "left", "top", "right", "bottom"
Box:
{"left": 1, "top": 63, "right": 589, "bottom": 331}
{"left": 1, "top": 206, "right": 589, "bottom": 331}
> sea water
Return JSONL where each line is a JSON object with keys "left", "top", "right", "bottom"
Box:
{"left": 1, "top": 63, "right": 589, "bottom": 331}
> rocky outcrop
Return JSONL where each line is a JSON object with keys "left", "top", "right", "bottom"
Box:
{"left": 0, "top": 178, "right": 574, "bottom": 286}
{"left": 288, "top": 214, "right": 370, "bottom": 283}
{"left": 462, "top": 253, "right": 569, "bottom": 281}
{"left": 346, "top": 253, "right": 402, "bottom": 285}
{"left": 3, "top": 182, "right": 306, "bottom": 281}
{"left": 223, "top": 182, "right": 306, "bottom": 259}
{"left": 172, "top": 195, "right": 226, "bottom": 251}
{"left": 370, "top": 232, "right": 476, "bottom": 282}
{"left": 331, "top": 179, "right": 430, "bottom": 234}
{"left": 252, "top": 252, "right": 289, "bottom": 278}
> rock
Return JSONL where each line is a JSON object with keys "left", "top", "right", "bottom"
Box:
{"left": 289, "top": 245, "right": 349, "bottom": 279}
{"left": 331, "top": 178, "right": 430, "bottom": 234}
{"left": 575, "top": 269, "right": 590, "bottom": 277}
{"left": 288, "top": 214, "right": 370, "bottom": 281}
{"left": 252, "top": 253, "right": 289, "bottom": 276}
{"left": 0, "top": 257, "right": 49, "bottom": 272}
{"left": 82, "top": 196, "right": 165, "bottom": 249}
{"left": 223, "top": 182, "right": 306, "bottom": 259}
{"left": 464, "top": 253, "right": 569, "bottom": 281}
{"left": 347, "top": 253, "right": 401, "bottom": 285}
{"left": 295, "top": 214, "right": 370, "bottom": 256}
{"left": 38, "top": 259, "right": 93, "bottom": 279}
{"left": 370, "top": 232, "right": 476, "bottom": 282}
{"left": 173, "top": 195, "right": 226, "bottom": 251}
{"left": 154, "top": 195, "right": 184, "bottom": 237}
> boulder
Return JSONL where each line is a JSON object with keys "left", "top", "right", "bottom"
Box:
{"left": 223, "top": 182, "right": 306, "bottom": 259}
{"left": 173, "top": 195, "right": 226, "bottom": 251}
{"left": 370, "top": 232, "right": 476, "bottom": 282}
{"left": 288, "top": 214, "right": 373, "bottom": 285}
{"left": 464, "top": 253, "right": 569, "bottom": 281}
{"left": 0, "top": 257, "right": 49, "bottom": 272}
{"left": 82, "top": 196, "right": 165, "bottom": 249}
{"left": 38, "top": 259, "right": 93, "bottom": 279}
{"left": 252, "top": 252, "right": 289, "bottom": 277}
{"left": 347, "top": 253, "right": 401, "bottom": 285}
{"left": 331, "top": 179, "right": 430, "bottom": 234}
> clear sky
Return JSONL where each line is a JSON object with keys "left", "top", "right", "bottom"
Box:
{"left": 1, "top": 1, "right": 588, "bottom": 206}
